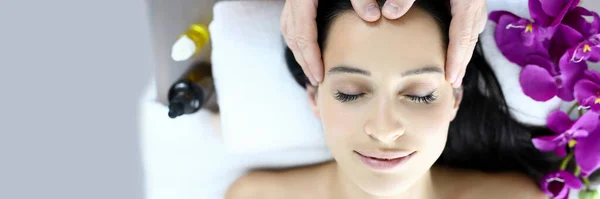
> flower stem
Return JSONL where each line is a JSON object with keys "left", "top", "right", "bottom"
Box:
{"left": 583, "top": 177, "right": 591, "bottom": 190}
{"left": 575, "top": 166, "right": 581, "bottom": 176}
{"left": 568, "top": 103, "right": 579, "bottom": 115}
{"left": 579, "top": 108, "right": 584, "bottom": 117}
{"left": 560, "top": 152, "right": 574, "bottom": 170}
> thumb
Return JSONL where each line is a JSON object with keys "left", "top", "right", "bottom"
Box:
{"left": 382, "top": 0, "right": 415, "bottom": 19}
{"left": 350, "top": 0, "right": 381, "bottom": 22}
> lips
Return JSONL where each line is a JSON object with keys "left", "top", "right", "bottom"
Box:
{"left": 355, "top": 150, "right": 415, "bottom": 171}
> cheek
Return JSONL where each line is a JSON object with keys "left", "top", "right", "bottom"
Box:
{"left": 400, "top": 97, "right": 454, "bottom": 156}
{"left": 411, "top": 102, "right": 453, "bottom": 159}
{"left": 401, "top": 91, "right": 455, "bottom": 136}
{"left": 317, "top": 96, "right": 366, "bottom": 151}
{"left": 404, "top": 104, "right": 452, "bottom": 135}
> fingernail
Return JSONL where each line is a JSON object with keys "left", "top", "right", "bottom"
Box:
{"left": 383, "top": 2, "right": 399, "bottom": 17}
{"left": 365, "top": 4, "right": 380, "bottom": 20}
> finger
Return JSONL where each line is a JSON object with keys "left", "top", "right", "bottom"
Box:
{"left": 382, "top": 0, "right": 415, "bottom": 19}
{"left": 350, "top": 0, "right": 381, "bottom": 22}
{"left": 446, "top": 0, "right": 476, "bottom": 84}
{"left": 452, "top": 6, "right": 480, "bottom": 88}
{"left": 455, "top": 0, "right": 482, "bottom": 87}
{"left": 292, "top": 0, "right": 323, "bottom": 84}
{"left": 475, "top": 0, "right": 488, "bottom": 34}
{"left": 280, "top": 0, "right": 290, "bottom": 35}
{"left": 453, "top": 68, "right": 466, "bottom": 88}
{"left": 283, "top": 0, "right": 317, "bottom": 85}
{"left": 282, "top": 1, "right": 315, "bottom": 84}
{"left": 287, "top": 35, "right": 317, "bottom": 85}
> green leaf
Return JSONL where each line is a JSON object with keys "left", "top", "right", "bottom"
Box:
{"left": 579, "top": 190, "right": 600, "bottom": 199}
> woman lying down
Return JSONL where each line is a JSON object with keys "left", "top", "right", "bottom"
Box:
{"left": 227, "top": 0, "right": 564, "bottom": 198}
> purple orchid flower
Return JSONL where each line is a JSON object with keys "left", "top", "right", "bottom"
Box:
{"left": 529, "top": 0, "right": 581, "bottom": 27}
{"left": 551, "top": 7, "right": 600, "bottom": 63}
{"left": 532, "top": 110, "right": 598, "bottom": 157}
{"left": 564, "top": 7, "right": 600, "bottom": 39}
{"left": 541, "top": 170, "right": 583, "bottom": 199}
{"left": 574, "top": 70, "right": 600, "bottom": 112}
{"left": 490, "top": 11, "right": 551, "bottom": 66}
{"left": 576, "top": 124, "right": 600, "bottom": 177}
{"left": 519, "top": 52, "right": 587, "bottom": 101}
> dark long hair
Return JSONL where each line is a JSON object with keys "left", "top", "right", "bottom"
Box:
{"left": 285, "top": 0, "right": 570, "bottom": 183}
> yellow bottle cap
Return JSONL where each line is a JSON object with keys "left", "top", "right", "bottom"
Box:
{"left": 171, "top": 24, "right": 210, "bottom": 62}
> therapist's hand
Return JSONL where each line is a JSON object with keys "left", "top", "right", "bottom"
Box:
{"left": 281, "top": 0, "right": 487, "bottom": 87}
{"left": 446, "top": 0, "right": 487, "bottom": 87}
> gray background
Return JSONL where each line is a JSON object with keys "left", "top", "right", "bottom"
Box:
{"left": 0, "top": 0, "right": 150, "bottom": 198}
{"left": 0, "top": 0, "right": 598, "bottom": 199}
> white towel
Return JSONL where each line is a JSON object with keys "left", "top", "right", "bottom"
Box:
{"left": 210, "top": 1, "right": 330, "bottom": 154}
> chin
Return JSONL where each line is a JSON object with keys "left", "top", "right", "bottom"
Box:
{"left": 356, "top": 176, "right": 413, "bottom": 196}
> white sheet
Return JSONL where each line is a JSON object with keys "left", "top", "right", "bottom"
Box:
{"left": 139, "top": 81, "right": 332, "bottom": 199}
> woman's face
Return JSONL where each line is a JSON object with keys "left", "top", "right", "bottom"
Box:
{"left": 307, "top": 7, "right": 461, "bottom": 196}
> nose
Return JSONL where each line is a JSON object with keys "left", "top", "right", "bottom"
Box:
{"left": 364, "top": 100, "right": 405, "bottom": 143}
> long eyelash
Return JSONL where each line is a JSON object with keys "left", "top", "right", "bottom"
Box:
{"left": 406, "top": 93, "right": 437, "bottom": 104}
{"left": 334, "top": 91, "right": 365, "bottom": 102}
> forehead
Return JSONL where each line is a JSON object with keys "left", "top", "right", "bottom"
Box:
{"left": 322, "top": 8, "right": 447, "bottom": 73}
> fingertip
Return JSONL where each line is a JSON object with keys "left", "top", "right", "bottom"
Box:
{"left": 451, "top": 74, "right": 462, "bottom": 88}
{"left": 382, "top": 0, "right": 414, "bottom": 19}
{"left": 299, "top": 41, "right": 324, "bottom": 85}
{"left": 306, "top": 62, "right": 323, "bottom": 85}
{"left": 308, "top": 75, "right": 318, "bottom": 86}
{"left": 351, "top": 0, "right": 380, "bottom": 22}
{"left": 382, "top": 1, "right": 399, "bottom": 19}
{"left": 452, "top": 78, "right": 463, "bottom": 88}
{"left": 445, "top": 47, "right": 465, "bottom": 82}
{"left": 363, "top": 3, "right": 381, "bottom": 22}
{"left": 446, "top": 71, "right": 458, "bottom": 84}
{"left": 304, "top": 63, "right": 318, "bottom": 86}
{"left": 445, "top": 57, "right": 461, "bottom": 83}
{"left": 312, "top": 63, "right": 324, "bottom": 84}
{"left": 303, "top": 62, "right": 318, "bottom": 86}
{"left": 453, "top": 68, "right": 467, "bottom": 88}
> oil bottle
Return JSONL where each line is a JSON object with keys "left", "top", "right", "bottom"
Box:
{"left": 167, "top": 62, "right": 216, "bottom": 118}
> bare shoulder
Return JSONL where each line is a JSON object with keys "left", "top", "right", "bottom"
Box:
{"left": 225, "top": 170, "right": 285, "bottom": 199}
{"left": 460, "top": 171, "right": 547, "bottom": 199}
{"left": 225, "top": 162, "right": 334, "bottom": 199}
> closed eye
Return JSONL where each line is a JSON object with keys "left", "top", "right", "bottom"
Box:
{"left": 406, "top": 93, "right": 437, "bottom": 104}
{"left": 334, "top": 91, "right": 365, "bottom": 102}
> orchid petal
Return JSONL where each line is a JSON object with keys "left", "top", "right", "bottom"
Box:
{"left": 584, "top": 70, "right": 600, "bottom": 84}
{"left": 550, "top": 25, "right": 585, "bottom": 62}
{"left": 532, "top": 135, "right": 560, "bottom": 151}
{"left": 555, "top": 146, "right": 568, "bottom": 157}
{"left": 547, "top": 111, "right": 574, "bottom": 133}
{"left": 494, "top": 14, "right": 549, "bottom": 66}
{"left": 529, "top": 0, "right": 554, "bottom": 27}
{"left": 558, "top": 170, "right": 583, "bottom": 189}
{"left": 572, "top": 111, "right": 600, "bottom": 133}
{"left": 575, "top": 128, "right": 600, "bottom": 177}
{"left": 563, "top": 7, "right": 600, "bottom": 38}
{"left": 520, "top": 64, "right": 559, "bottom": 101}
{"left": 557, "top": 53, "right": 587, "bottom": 101}
{"left": 574, "top": 79, "right": 600, "bottom": 106}
{"left": 540, "top": 0, "right": 567, "bottom": 17}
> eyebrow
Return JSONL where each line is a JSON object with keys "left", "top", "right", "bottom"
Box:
{"left": 328, "top": 66, "right": 370, "bottom": 76}
{"left": 327, "top": 65, "right": 444, "bottom": 77}
{"left": 401, "top": 66, "right": 444, "bottom": 77}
